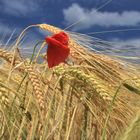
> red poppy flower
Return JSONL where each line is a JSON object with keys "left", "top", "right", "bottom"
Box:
{"left": 45, "top": 31, "right": 70, "bottom": 68}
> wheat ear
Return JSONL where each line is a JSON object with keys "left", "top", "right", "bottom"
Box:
{"left": 0, "top": 48, "right": 21, "bottom": 65}
{"left": 54, "top": 66, "right": 112, "bottom": 102}
{"left": 24, "top": 61, "right": 45, "bottom": 111}
{"left": 0, "top": 86, "right": 9, "bottom": 107}
{"left": 0, "top": 48, "right": 45, "bottom": 112}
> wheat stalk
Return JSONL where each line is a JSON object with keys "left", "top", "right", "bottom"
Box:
{"left": 118, "top": 111, "right": 140, "bottom": 140}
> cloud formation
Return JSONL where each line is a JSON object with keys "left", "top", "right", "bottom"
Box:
{"left": 112, "top": 38, "right": 140, "bottom": 48}
{"left": 63, "top": 3, "right": 140, "bottom": 30}
{"left": 0, "top": 0, "right": 40, "bottom": 16}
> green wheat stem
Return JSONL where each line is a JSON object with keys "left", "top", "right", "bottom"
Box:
{"left": 17, "top": 40, "right": 44, "bottom": 92}
{"left": 101, "top": 79, "right": 128, "bottom": 140}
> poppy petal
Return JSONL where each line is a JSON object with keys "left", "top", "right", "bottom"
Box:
{"left": 52, "top": 31, "right": 69, "bottom": 45}
{"left": 45, "top": 32, "right": 70, "bottom": 68}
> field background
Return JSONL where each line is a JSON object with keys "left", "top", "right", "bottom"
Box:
{"left": 0, "top": 24, "right": 140, "bottom": 140}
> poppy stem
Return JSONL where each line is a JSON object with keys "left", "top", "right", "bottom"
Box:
{"left": 30, "top": 40, "right": 45, "bottom": 64}
{"left": 17, "top": 40, "right": 45, "bottom": 92}
{"left": 34, "top": 41, "right": 46, "bottom": 63}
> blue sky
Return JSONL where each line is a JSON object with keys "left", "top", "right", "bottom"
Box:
{"left": 0, "top": 0, "right": 140, "bottom": 46}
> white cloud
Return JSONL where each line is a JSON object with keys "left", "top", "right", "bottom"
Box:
{"left": 108, "top": 38, "right": 140, "bottom": 60}
{"left": 0, "top": 0, "right": 40, "bottom": 16}
{"left": 112, "top": 38, "right": 140, "bottom": 47}
{"left": 63, "top": 3, "right": 140, "bottom": 30}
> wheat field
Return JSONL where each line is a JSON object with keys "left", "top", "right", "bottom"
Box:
{"left": 0, "top": 24, "right": 140, "bottom": 140}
